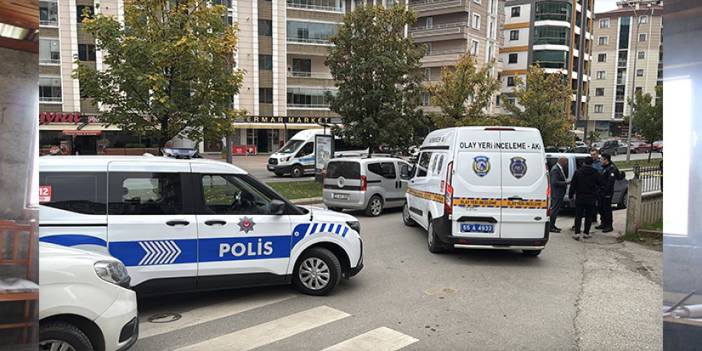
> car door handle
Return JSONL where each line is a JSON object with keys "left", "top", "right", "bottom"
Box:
{"left": 205, "top": 220, "right": 227, "bottom": 226}
{"left": 508, "top": 196, "right": 524, "bottom": 201}
{"left": 166, "top": 220, "right": 190, "bottom": 226}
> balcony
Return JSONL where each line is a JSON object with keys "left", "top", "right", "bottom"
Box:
{"left": 410, "top": 22, "right": 470, "bottom": 43}
{"left": 39, "top": 96, "right": 62, "bottom": 103}
{"left": 408, "top": 0, "right": 471, "bottom": 17}
{"left": 287, "top": 71, "right": 335, "bottom": 87}
{"left": 286, "top": 0, "right": 343, "bottom": 12}
{"left": 421, "top": 47, "right": 466, "bottom": 66}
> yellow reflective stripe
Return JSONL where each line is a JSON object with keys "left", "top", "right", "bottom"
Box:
{"left": 452, "top": 197, "right": 548, "bottom": 209}
{"left": 407, "top": 188, "right": 444, "bottom": 203}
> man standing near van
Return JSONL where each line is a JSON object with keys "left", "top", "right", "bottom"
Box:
{"left": 569, "top": 157, "right": 602, "bottom": 240}
{"left": 597, "top": 154, "right": 618, "bottom": 233}
{"left": 590, "top": 148, "right": 603, "bottom": 223}
{"left": 549, "top": 157, "right": 569, "bottom": 233}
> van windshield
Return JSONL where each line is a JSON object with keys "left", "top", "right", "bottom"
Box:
{"left": 326, "top": 161, "right": 360, "bottom": 179}
{"left": 279, "top": 140, "right": 305, "bottom": 154}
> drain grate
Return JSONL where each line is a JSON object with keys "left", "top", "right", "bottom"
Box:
{"left": 147, "top": 312, "right": 182, "bottom": 324}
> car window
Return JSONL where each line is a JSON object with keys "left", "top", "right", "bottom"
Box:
{"left": 399, "top": 162, "right": 411, "bottom": 180}
{"left": 416, "top": 152, "right": 432, "bottom": 177}
{"left": 200, "top": 174, "right": 274, "bottom": 215}
{"left": 367, "top": 162, "right": 396, "bottom": 179}
{"left": 279, "top": 139, "right": 304, "bottom": 154}
{"left": 433, "top": 154, "right": 444, "bottom": 176}
{"left": 326, "top": 161, "right": 360, "bottom": 179}
{"left": 39, "top": 172, "right": 107, "bottom": 215}
{"left": 575, "top": 157, "right": 588, "bottom": 169}
{"left": 547, "top": 157, "right": 570, "bottom": 176}
{"left": 296, "top": 142, "right": 314, "bottom": 157}
{"left": 108, "top": 173, "right": 183, "bottom": 215}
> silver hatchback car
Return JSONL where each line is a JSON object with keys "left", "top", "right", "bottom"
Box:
{"left": 323, "top": 157, "right": 411, "bottom": 216}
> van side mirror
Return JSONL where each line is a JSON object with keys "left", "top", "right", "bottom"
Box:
{"left": 400, "top": 165, "right": 411, "bottom": 180}
{"left": 270, "top": 199, "right": 286, "bottom": 215}
{"left": 408, "top": 164, "right": 417, "bottom": 179}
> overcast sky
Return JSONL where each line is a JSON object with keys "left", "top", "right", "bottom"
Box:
{"left": 594, "top": 0, "right": 619, "bottom": 13}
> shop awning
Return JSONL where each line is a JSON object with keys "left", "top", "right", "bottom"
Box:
{"left": 39, "top": 124, "right": 122, "bottom": 131}
{"left": 62, "top": 130, "right": 102, "bottom": 136}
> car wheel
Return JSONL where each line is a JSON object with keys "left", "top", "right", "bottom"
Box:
{"left": 292, "top": 247, "right": 341, "bottom": 296}
{"left": 40, "top": 321, "right": 94, "bottom": 351}
{"left": 402, "top": 203, "right": 416, "bottom": 227}
{"left": 618, "top": 191, "right": 628, "bottom": 209}
{"left": 522, "top": 250, "right": 542, "bottom": 257}
{"left": 365, "top": 195, "right": 383, "bottom": 217}
{"left": 290, "top": 165, "right": 304, "bottom": 178}
{"left": 427, "top": 219, "right": 444, "bottom": 253}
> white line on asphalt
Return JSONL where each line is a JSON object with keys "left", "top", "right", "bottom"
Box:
{"left": 140, "top": 291, "right": 296, "bottom": 338}
{"left": 174, "top": 305, "right": 351, "bottom": 351}
{"left": 321, "top": 327, "right": 419, "bottom": 351}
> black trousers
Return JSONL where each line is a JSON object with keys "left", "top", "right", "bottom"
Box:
{"left": 549, "top": 194, "right": 564, "bottom": 229}
{"left": 574, "top": 203, "right": 595, "bottom": 234}
{"left": 599, "top": 196, "right": 613, "bottom": 229}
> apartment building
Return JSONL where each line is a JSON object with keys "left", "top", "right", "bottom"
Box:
{"left": 588, "top": 2, "right": 662, "bottom": 136}
{"left": 500, "top": 0, "right": 594, "bottom": 121}
{"left": 407, "top": 0, "right": 503, "bottom": 113}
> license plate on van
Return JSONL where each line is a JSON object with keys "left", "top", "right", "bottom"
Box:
{"left": 460, "top": 223, "right": 495, "bottom": 233}
{"left": 333, "top": 193, "right": 349, "bottom": 200}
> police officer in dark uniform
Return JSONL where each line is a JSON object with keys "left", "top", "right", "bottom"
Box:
{"left": 597, "top": 153, "right": 619, "bottom": 233}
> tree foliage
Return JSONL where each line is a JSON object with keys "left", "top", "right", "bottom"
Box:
{"left": 428, "top": 54, "right": 501, "bottom": 128}
{"left": 325, "top": 5, "right": 427, "bottom": 153}
{"left": 74, "top": 0, "right": 244, "bottom": 147}
{"left": 630, "top": 85, "right": 663, "bottom": 159}
{"left": 505, "top": 64, "right": 572, "bottom": 147}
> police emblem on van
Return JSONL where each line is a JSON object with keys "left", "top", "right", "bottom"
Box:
{"left": 510, "top": 157, "right": 527, "bottom": 179}
{"left": 472, "top": 156, "right": 491, "bottom": 177}
{"left": 238, "top": 217, "right": 256, "bottom": 233}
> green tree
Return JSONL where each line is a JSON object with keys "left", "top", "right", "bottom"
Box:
{"left": 630, "top": 85, "right": 663, "bottom": 160}
{"left": 428, "top": 54, "right": 501, "bottom": 128}
{"left": 325, "top": 5, "right": 427, "bottom": 154}
{"left": 74, "top": 0, "right": 244, "bottom": 148}
{"left": 505, "top": 64, "right": 572, "bottom": 147}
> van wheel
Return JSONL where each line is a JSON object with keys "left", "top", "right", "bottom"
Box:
{"left": 290, "top": 165, "right": 304, "bottom": 178}
{"left": 292, "top": 247, "right": 341, "bottom": 296}
{"left": 40, "top": 321, "right": 94, "bottom": 351}
{"left": 365, "top": 195, "right": 383, "bottom": 217}
{"left": 427, "top": 219, "right": 445, "bottom": 253}
{"left": 402, "top": 203, "right": 416, "bottom": 226}
{"left": 522, "top": 250, "right": 542, "bottom": 257}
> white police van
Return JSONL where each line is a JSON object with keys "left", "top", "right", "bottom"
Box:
{"left": 267, "top": 129, "right": 366, "bottom": 177}
{"left": 402, "top": 127, "right": 550, "bottom": 256}
{"left": 38, "top": 156, "right": 363, "bottom": 296}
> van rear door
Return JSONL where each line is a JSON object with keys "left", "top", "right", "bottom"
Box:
{"left": 499, "top": 129, "right": 548, "bottom": 240}
{"left": 452, "top": 129, "right": 502, "bottom": 238}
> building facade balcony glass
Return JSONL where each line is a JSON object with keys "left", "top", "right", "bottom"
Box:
{"left": 39, "top": 0, "right": 58, "bottom": 26}
{"left": 287, "top": 0, "right": 343, "bottom": 12}
{"left": 532, "top": 50, "right": 569, "bottom": 70}
{"left": 533, "top": 26, "right": 571, "bottom": 46}
{"left": 287, "top": 87, "right": 336, "bottom": 108}
{"left": 287, "top": 21, "right": 338, "bottom": 44}
{"left": 534, "top": 1, "right": 572, "bottom": 22}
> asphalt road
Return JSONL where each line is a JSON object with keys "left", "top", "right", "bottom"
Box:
{"left": 131, "top": 209, "right": 661, "bottom": 351}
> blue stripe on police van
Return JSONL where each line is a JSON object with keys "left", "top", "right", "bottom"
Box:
{"left": 342, "top": 227, "right": 348, "bottom": 237}
{"left": 40, "top": 234, "right": 107, "bottom": 247}
{"left": 109, "top": 239, "right": 198, "bottom": 267}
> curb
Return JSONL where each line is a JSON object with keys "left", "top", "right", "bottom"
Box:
{"left": 291, "top": 197, "right": 323, "bottom": 205}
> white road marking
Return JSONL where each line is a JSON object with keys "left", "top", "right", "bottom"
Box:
{"left": 140, "top": 292, "right": 295, "bottom": 338}
{"left": 174, "top": 305, "right": 350, "bottom": 351}
{"left": 321, "top": 327, "right": 419, "bottom": 351}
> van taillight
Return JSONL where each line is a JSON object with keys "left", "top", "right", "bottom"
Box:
{"left": 444, "top": 161, "right": 454, "bottom": 216}
{"left": 361, "top": 175, "right": 367, "bottom": 191}
{"left": 546, "top": 165, "right": 552, "bottom": 216}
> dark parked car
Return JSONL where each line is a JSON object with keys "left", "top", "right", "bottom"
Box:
{"left": 599, "top": 140, "right": 627, "bottom": 156}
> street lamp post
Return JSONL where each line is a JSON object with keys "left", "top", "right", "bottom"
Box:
{"left": 621, "top": 0, "right": 659, "bottom": 161}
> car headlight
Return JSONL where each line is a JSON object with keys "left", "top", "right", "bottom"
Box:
{"left": 346, "top": 221, "right": 361, "bottom": 235}
{"left": 94, "top": 260, "right": 131, "bottom": 287}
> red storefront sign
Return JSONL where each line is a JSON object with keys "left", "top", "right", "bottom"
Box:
{"left": 39, "top": 112, "right": 99, "bottom": 124}
{"left": 232, "top": 145, "right": 257, "bottom": 156}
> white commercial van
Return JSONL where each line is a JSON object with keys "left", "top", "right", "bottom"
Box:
{"left": 267, "top": 129, "right": 367, "bottom": 177}
{"left": 402, "top": 127, "right": 550, "bottom": 256}
{"left": 38, "top": 156, "right": 363, "bottom": 296}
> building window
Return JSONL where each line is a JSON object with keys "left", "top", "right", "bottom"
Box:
{"left": 534, "top": 1, "right": 572, "bottom": 22}
{"left": 39, "top": 0, "right": 59, "bottom": 26}
{"left": 597, "top": 53, "right": 606, "bottom": 63}
{"left": 76, "top": 5, "right": 94, "bottom": 22}
{"left": 637, "top": 69, "right": 644, "bottom": 77}
{"left": 287, "top": 0, "right": 342, "bottom": 12}
{"left": 639, "top": 15, "right": 648, "bottom": 24}
{"left": 77, "top": 44, "right": 96, "bottom": 61}
{"left": 422, "top": 92, "right": 431, "bottom": 106}
{"left": 599, "top": 18, "right": 610, "bottom": 28}
{"left": 635, "top": 86, "right": 643, "bottom": 94}
{"left": 508, "top": 53, "right": 518, "bottom": 64}
{"left": 596, "top": 71, "right": 605, "bottom": 80}
{"left": 532, "top": 50, "right": 568, "bottom": 69}
{"left": 473, "top": 0, "right": 480, "bottom": 3}
{"left": 470, "top": 40, "right": 479, "bottom": 56}
{"left": 286, "top": 20, "right": 337, "bottom": 44}
{"left": 39, "top": 76, "right": 62, "bottom": 102}
{"left": 511, "top": 6, "right": 520, "bottom": 17}
{"left": 287, "top": 87, "right": 335, "bottom": 108}
{"left": 507, "top": 76, "right": 515, "bottom": 87}
{"left": 259, "top": 88, "right": 273, "bottom": 104}
{"left": 638, "top": 51, "right": 645, "bottom": 59}
{"left": 598, "top": 36, "right": 608, "bottom": 45}
{"left": 425, "top": 16, "right": 433, "bottom": 29}
{"left": 594, "top": 104, "right": 603, "bottom": 113}
{"left": 259, "top": 54, "right": 273, "bottom": 70}
{"left": 533, "top": 26, "right": 570, "bottom": 46}
{"left": 509, "top": 30, "right": 519, "bottom": 41}
{"left": 425, "top": 67, "right": 432, "bottom": 80}
{"left": 639, "top": 33, "right": 647, "bottom": 42}
{"left": 259, "top": 19, "right": 273, "bottom": 36}
{"left": 39, "top": 39, "right": 60, "bottom": 65}
{"left": 595, "top": 88, "right": 604, "bottom": 96}
{"left": 472, "top": 14, "right": 481, "bottom": 30}
{"left": 291, "top": 58, "right": 311, "bottom": 76}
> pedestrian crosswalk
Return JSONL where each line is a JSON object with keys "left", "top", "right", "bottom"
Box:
{"left": 137, "top": 294, "right": 418, "bottom": 351}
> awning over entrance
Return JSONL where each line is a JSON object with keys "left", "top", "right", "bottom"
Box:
{"left": 232, "top": 122, "right": 340, "bottom": 130}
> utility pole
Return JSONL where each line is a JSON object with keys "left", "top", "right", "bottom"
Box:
{"left": 619, "top": 0, "right": 660, "bottom": 161}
